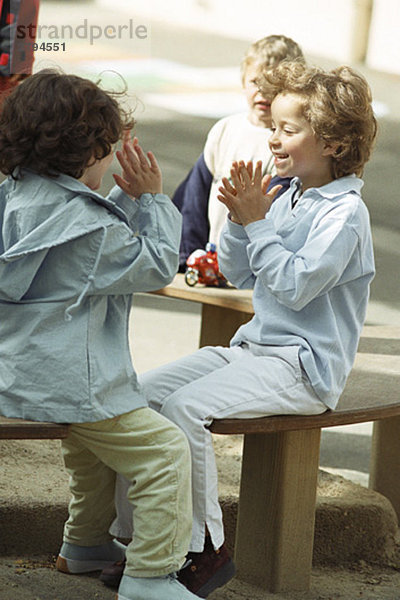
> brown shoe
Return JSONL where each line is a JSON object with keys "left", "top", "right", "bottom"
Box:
{"left": 100, "top": 558, "right": 126, "bottom": 588}
{"left": 178, "top": 538, "right": 236, "bottom": 598}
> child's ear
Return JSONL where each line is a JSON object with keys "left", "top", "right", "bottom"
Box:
{"left": 321, "top": 141, "right": 339, "bottom": 157}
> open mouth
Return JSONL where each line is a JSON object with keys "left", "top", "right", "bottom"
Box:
{"left": 273, "top": 152, "right": 289, "bottom": 163}
{"left": 255, "top": 101, "right": 271, "bottom": 111}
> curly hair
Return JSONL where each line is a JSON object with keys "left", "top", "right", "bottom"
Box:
{"left": 0, "top": 69, "right": 135, "bottom": 179}
{"left": 258, "top": 61, "right": 377, "bottom": 179}
{"left": 240, "top": 35, "right": 305, "bottom": 83}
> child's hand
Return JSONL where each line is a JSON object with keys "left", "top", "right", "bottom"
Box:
{"left": 218, "top": 178, "right": 242, "bottom": 225}
{"left": 113, "top": 137, "right": 162, "bottom": 198}
{"left": 217, "top": 161, "right": 281, "bottom": 227}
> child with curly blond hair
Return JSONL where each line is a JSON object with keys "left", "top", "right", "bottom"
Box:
{"left": 109, "top": 61, "right": 377, "bottom": 598}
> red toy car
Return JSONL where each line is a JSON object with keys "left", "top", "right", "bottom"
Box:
{"left": 185, "top": 243, "right": 228, "bottom": 287}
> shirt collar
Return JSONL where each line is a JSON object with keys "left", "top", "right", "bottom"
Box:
{"left": 289, "top": 174, "right": 363, "bottom": 200}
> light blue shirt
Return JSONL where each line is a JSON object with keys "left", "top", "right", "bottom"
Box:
{"left": 219, "top": 176, "right": 375, "bottom": 409}
{"left": 0, "top": 170, "right": 182, "bottom": 423}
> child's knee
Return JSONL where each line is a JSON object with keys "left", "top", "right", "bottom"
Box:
{"left": 160, "top": 393, "right": 199, "bottom": 432}
{"left": 166, "top": 419, "right": 191, "bottom": 457}
{"left": 176, "top": 429, "right": 191, "bottom": 466}
{"left": 159, "top": 422, "right": 191, "bottom": 484}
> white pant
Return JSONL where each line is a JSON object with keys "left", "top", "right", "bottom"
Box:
{"left": 111, "top": 343, "right": 326, "bottom": 552}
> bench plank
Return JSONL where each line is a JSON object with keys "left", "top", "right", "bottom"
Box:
{"left": 210, "top": 348, "right": 400, "bottom": 433}
{"left": 0, "top": 416, "right": 69, "bottom": 440}
{"left": 152, "top": 274, "right": 254, "bottom": 314}
{"left": 210, "top": 403, "right": 400, "bottom": 434}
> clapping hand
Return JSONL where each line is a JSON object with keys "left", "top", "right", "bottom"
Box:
{"left": 114, "top": 132, "right": 162, "bottom": 199}
{"left": 217, "top": 160, "right": 281, "bottom": 227}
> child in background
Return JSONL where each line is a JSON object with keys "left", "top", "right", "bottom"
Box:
{"left": 174, "top": 34, "right": 304, "bottom": 270}
{"left": 0, "top": 70, "right": 200, "bottom": 600}
{"left": 108, "top": 61, "right": 377, "bottom": 597}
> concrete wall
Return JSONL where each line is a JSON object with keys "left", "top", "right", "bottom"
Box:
{"left": 122, "top": 0, "right": 399, "bottom": 74}
{"left": 367, "top": 0, "right": 400, "bottom": 73}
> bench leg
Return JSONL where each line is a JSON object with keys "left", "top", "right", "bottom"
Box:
{"left": 370, "top": 417, "right": 400, "bottom": 522}
{"left": 234, "top": 429, "right": 321, "bottom": 592}
{"left": 199, "top": 305, "right": 251, "bottom": 347}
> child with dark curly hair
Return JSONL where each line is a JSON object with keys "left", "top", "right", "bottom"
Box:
{"left": 0, "top": 69, "right": 200, "bottom": 600}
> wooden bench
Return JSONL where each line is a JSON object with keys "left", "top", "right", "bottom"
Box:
{"left": 0, "top": 416, "right": 69, "bottom": 440}
{"left": 1, "top": 276, "right": 398, "bottom": 593}
{"left": 152, "top": 275, "right": 400, "bottom": 593}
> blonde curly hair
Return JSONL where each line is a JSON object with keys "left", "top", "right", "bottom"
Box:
{"left": 240, "top": 35, "right": 305, "bottom": 84}
{"left": 259, "top": 62, "right": 377, "bottom": 179}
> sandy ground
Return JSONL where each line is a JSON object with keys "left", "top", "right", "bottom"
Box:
{"left": 2, "top": 436, "right": 400, "bottom": 599}
{"left": 1, "top": 557, "right": 400, "bottom": 600}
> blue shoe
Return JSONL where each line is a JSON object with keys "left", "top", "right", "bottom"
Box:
{"left": 56, "top": 540, "right": 126, "bottom": 574}
{"left": 118, "top": 573, "right": 201, "bottom": 599}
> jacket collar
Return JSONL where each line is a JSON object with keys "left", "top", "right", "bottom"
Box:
{"left": 19, "top": 169, "right": 130, "bottom": 224}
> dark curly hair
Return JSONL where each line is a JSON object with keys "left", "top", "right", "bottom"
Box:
{"left": 258, "top": 62, "right": 377, "bottom": 179}
{"left": 0, "top": 69, "right": 135, "bottom": 179}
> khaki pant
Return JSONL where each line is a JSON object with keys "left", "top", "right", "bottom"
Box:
{"left": 61, "top": 407, "right": 192, "bottom": 578}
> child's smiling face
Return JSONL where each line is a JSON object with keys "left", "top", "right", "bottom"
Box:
{"left": 243, "top": 63, "right": 273, "bottom": 128}
{"left": 269, "top": 92, "right": 336, "bottom": 191}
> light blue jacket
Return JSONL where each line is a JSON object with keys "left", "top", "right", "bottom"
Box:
{"left": 219, "top": 176, "right": 375, "bottom": 410}
{"left": 0, "top": 170, "right": 182, "bottom": 423}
